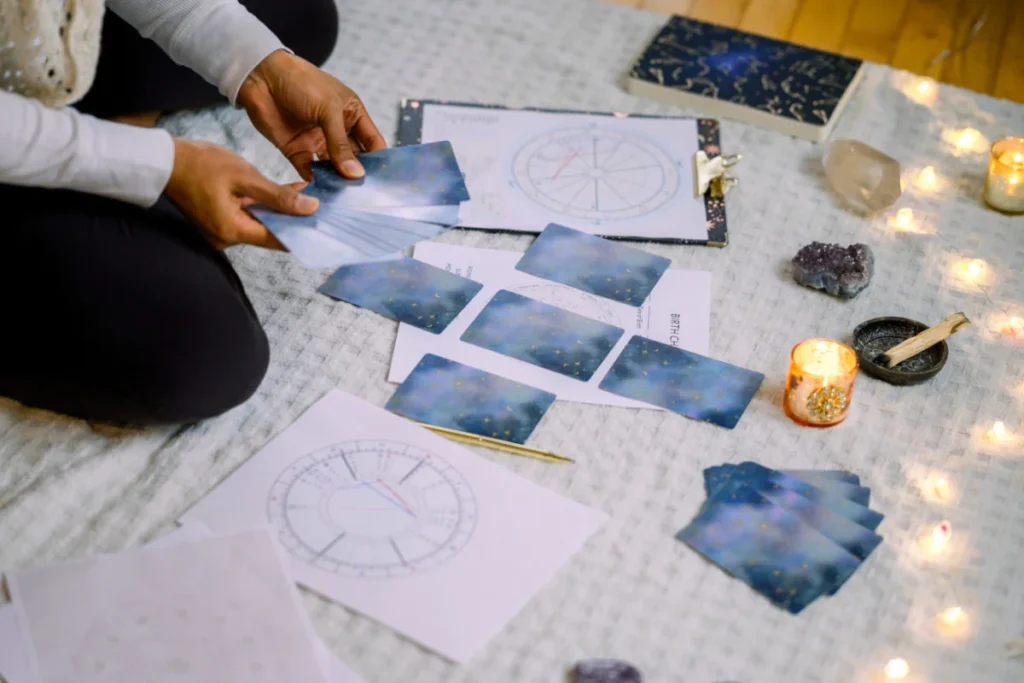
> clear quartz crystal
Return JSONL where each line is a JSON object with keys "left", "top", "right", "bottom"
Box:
{"left": 823, "top": 139, "right": 902, "bottom": 213}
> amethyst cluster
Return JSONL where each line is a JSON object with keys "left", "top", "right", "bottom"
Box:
{"left": 791, "top": 242, "right": 874, "bottom": 299}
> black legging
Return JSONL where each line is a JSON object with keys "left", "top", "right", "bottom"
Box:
{"left": 0, "top": 0, "right": 339, "bottom": 425}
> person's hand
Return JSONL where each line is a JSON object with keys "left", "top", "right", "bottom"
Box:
{"left": 236, "top": 49, "right": 387, "bottom": 181}
{"left": 166, "top": 137, "right": 319, "bottom": 250}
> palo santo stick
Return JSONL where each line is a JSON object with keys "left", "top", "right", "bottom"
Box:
{"left": 880, "top": 312, "right": 971, "bottom": 368}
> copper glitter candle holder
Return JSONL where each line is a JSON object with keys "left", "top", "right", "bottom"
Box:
{"left": 784, "top": 339, "right": 859, "bottom": 427}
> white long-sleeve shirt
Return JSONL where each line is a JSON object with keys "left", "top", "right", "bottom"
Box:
{"left": 0, "top": 0, "right": 285, "bottom": 207}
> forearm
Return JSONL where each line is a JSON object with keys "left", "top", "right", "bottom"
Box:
{"left": 0, "top": 91, "right": 174, "bottom": 207}
{"left": 107, "top": 0, "right": 287, "bottom": 106}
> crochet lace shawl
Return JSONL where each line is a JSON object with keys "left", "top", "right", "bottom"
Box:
{"left": 0, "top": 0, "right": 105, "bottom": 107}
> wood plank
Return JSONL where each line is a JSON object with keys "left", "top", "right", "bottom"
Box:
{"left": 890, "top": 0, "right": 958, "bottom": 78}
{"left": 738, "top": 0, "right": 802, "bottom": 40}
{"left": 789, "top": 0, "right": 858, "bottom": 52}
{"left": 639, "top": 0, "right": 695, "bottom": 16}
{"left": 992, "top": 0, "right": 1024, "bottom": 102}
{"left": 688, "top": 0, "right": 750, "bottom": 27}
{"left": 605, "top": 0, "right": 639, "bottom": 6}
{"left": 840, "top": 0, "right": 910, "bottom": 64}
{"left": 941, "top": 0, "right": 1012, "bottom": 95}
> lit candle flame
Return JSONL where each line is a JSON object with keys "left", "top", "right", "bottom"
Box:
{"left": 1012, "top": 152, "right": 1023, "bottom": 165}
{"left": 884, "top": 658, "right": 910, "bottom": 679}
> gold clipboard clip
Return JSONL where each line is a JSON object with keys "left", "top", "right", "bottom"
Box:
{"left": 694, "top": 151, "right": 742, "bottom": 198}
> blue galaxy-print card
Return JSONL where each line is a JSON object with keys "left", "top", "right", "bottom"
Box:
{"left": 515, "top": 224, "right": 671, "bottom": 306}
{"left": 709, "top": 479, "right": 883, "bottom": 564}
{"left": 320, "top": 257, "right": 483, "bottom": 333}
{"left": 704, "top": 463, "right": 884, "bottom": 531}
{"left": 677, "top": 484, "right": 862, "bottom": 614}
{"left": 460, "top": 290, "right": 625, "bottom": 381}
{"left": 708, "top": 462, "right": 871, "bottom": 506}
{"left": 598, "top": 336, "right": 764, "bottom": 429}
{"left": 369, "top": 204, "right": 461, "bottom": 225}
{"left": 385, "top": 354, "right": 557, "bottom": 444}
{"left": 307, "top": 141, "right": 470, "bottom": 208}
{"left": 782, "top": 470, "right": 861, "bottom": 486}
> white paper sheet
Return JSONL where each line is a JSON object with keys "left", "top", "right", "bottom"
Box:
{"left": 0, "top": 524, "right": 366, "bottom": 683}
{"left": 418, "top": 103, "right": 708, "bottom": 240}
{"left": 7, "top": 529, "right": 331, "bottom": 683}
{"left": 387, "top": 242, "right": 712, "bottom": 408}
{"left": 181, "top": 389, "right": 607, "bottom": 662}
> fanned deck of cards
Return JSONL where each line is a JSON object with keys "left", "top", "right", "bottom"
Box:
{"left": 250, "top": 142, "right": 470, "bottom": 268}
{"left": 677, "top": 462, "right": 884, "bottom": 614}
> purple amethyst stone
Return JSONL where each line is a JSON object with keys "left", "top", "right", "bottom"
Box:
{"left": 792, "top": 242, "right": 874, "bottom": 299}
{"left": 570, "top": 659, "right": 643, "bottom": 683}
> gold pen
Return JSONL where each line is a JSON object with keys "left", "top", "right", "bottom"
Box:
{"left": 417, "top": 423, "right": 574, "bottom": 464}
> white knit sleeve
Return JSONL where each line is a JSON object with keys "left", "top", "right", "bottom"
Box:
{"left": 108, "top": 0, "right": 288, "bottom": 106}
{"left": 0, "top": 90, "right": 175, "bottom": 207}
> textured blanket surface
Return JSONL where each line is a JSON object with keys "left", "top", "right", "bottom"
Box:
{"left": 2, "top": 1, "right": 1023, "bottom": 681}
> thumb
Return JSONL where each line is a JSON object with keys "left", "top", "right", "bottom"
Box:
{"left": 238, "top": 172, "right": 319, "bottom": 215}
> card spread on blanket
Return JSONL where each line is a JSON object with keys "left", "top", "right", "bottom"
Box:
{"left": 677, "top": 483, "right": 862, "bottom": 614}
{"left": 0, "top": 524, "right": 366, "bottom": 683}
{"left": 250, "top": 142, "right": 469, "bottom": 269}
{"left": 5, "top": 529, "right": 331, "bottom": 683}
{"left": 598, "top": 336, "right": 764, "bottom": 429}
{"left": 460, "top": 290, "right": 625, "bottom": 382}
{"left": 515, "top": 224, "right": 671, "bottom": 306}
{"left": 320, "top": 257, "right": 483, "bottom": 334}
{"left": 385, "top": 354, "right": 557, "bottom": 444}
{"left": 681, "top": 463, "right": 885, "bottom": 613}
{"left": 703, "top": 462, "right": 882, "bottom": 528}
{"left": 181, "top": 389, "right": 606, "bottom": 662}
{"left": 389, "top": 243, "right": 713, "bottom": 408}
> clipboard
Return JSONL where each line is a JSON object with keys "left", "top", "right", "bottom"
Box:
{"left": 396, "top": 99, "right": 728, "bottom": 247}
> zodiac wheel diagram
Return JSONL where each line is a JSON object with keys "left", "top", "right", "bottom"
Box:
{"left": 267, "top": 440, "right": 477, "bottom": 579}
{"left": 512, "top": 126, "right": 680, "bottom": 222}
{"left": 510, "top": 282, "right": 621, "bottom": 327}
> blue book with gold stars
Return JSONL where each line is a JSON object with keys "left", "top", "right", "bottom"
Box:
{"left": 627, "top": 16, "right": 864, "bottom": 142}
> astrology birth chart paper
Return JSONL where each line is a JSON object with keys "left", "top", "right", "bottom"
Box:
{"left": 0, "top": 524, "right": 366, "bottom": 683}
{"left": 181, "top": 390, "right": 607, "bottom": 663}
{"left": 6, "top": 529, "right": 330, "bottom": 683}
{"left": 388, "top": 242, "right": 712, "bottom": 408}
{"left": 417, "top": 103, "right": 707, "bottom": 240}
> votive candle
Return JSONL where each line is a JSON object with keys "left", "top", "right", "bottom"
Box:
{"left": 984, "top": 137, "right": 1024, "bottom": 214}
{"left": 784, "top": 339, "right": 858, "bottom": 427}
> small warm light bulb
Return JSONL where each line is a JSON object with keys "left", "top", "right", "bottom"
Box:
{"left": 896, "top": 208, "right": 913, "bottom": 227}
{"left": 916, "top": 81, "right": 931, "bottom": 96}
{"left": 967, "top": 259, "right": 984, "bottom": 277}
{"left": 884, "top": 658, "right": 910, "bottom": 679}
{"left": 938, "top": 606, "right": 965, "bottom": 626}
{"left": 930, "top": 520, "right": 952, "bottom": 550}
{"left": 918, "top": 166, "right": 937, "bottom": 188}
{"left": 1004, "top": 317, "right": 1024, "bottom": 340}
{"left": 957, "top": 128, "right": 980, "bottom": 149}
{"left": 934, "top": 476, "right": 951, "bottom": 500}
{"left": 987, "top": 420, "right": 1007, "bottom": 441}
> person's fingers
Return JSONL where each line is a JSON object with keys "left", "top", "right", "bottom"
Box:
{"left": 353, "top": 111, "right": 387, "bottom": 152}
{"left": 236, "top": 171, "right": 319, "bottom": 215}
{"left": 235, "top": 211, "right": 287, "bottom": 250}
{"left": 288, "top": 150, "right": 316, "bottom": 181}
{"left": 321, "top": 107, "right": 364, "bottom": 179}
{"left": 348, "top": 134, "right": 363, "bottom": 154}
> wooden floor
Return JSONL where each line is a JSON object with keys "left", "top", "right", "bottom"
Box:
{"left": 605, "top": 0, "right": 1024, "bottom": 104}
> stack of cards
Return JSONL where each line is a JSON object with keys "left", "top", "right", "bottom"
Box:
{"left": 677, "top": 462, "right": 884, "bottom": 614}
{"left": 251, "top": 142, "right": 470, "bottom": 269}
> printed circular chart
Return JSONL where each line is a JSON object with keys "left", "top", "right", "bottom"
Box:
{"left": 267, "top": 440, "right": 477, "bottom": 579}
{"left": 512, "top": 127, "right": 680, "bottom": 221}
{"left": 510, "top": 282, "right": 621, "bottom": 327}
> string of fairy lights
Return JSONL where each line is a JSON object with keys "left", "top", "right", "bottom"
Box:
{"left": 875, "top": 74, "right": 1022, "bottom": 681}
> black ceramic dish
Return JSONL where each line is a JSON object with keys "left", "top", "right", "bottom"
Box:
{"left": 853, "top": 317, "right": 948, "bottom": 386}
